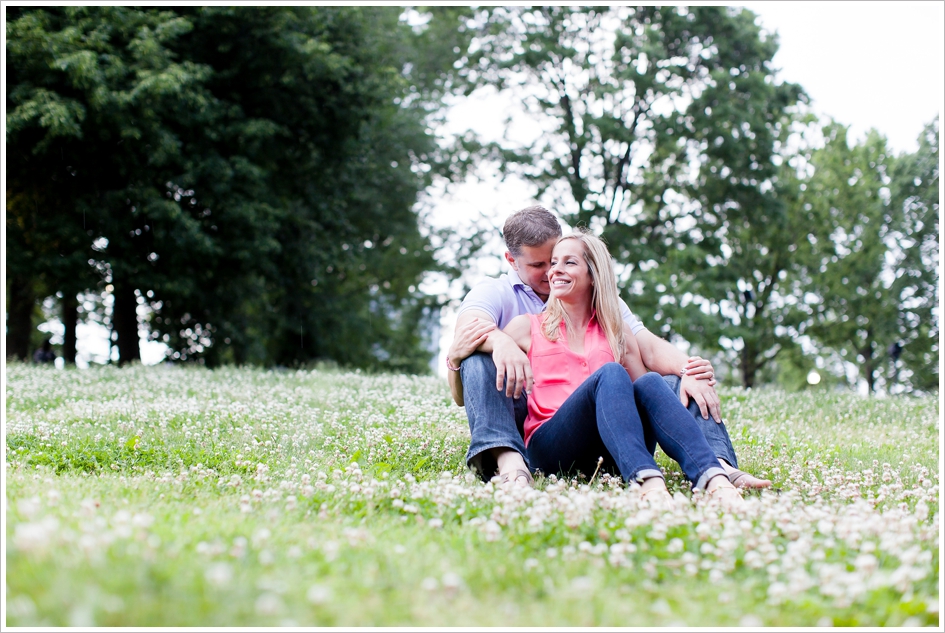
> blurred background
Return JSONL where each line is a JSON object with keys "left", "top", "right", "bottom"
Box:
{"left": 5, "top": 4, "right": 941, "bottom": 395}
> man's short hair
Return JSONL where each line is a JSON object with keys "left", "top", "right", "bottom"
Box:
{"left": 502, "top": 206, "right": 562, "bottom": 257}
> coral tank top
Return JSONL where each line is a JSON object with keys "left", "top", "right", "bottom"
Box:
{"left": 524, "top": 313, "right": 616, "bottom": 445}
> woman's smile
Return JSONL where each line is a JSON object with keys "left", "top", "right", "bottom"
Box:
{"left": 549, "top": 240, "right": 592, "bottom": 298}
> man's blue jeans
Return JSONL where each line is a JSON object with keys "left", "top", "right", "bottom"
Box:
{"left": 461, "top": 353, "right": 739, "bottom": 480}
{"left": 526, "top": 364, "right": 726, "bottom": 490}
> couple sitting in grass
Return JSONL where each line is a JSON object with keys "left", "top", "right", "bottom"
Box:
{"left": 447, "top": 206, "right": 771, "bottom": 505}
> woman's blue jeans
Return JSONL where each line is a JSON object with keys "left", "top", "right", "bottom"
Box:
{"left": 525, "top": 364, "right": 727, "bottom": 490}
{"left": 460, "top": 352, "right": 739, "bottom": 481}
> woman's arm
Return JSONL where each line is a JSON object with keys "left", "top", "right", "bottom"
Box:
{"left": 621, "top": 323, "right": 649, "bottom": 380}
{"left": 502, "top": 315, "right": 532, "bottom": 356}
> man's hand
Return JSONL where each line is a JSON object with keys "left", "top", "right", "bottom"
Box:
{"left": 679, "top": 374, "right": 722, "bottom": 423}
{"left": 683, "top": 356, "right": 717, "bottom": 384}
{"left": 447, "top": 317, "right": 496, "bottom": 366}
{"left": 491, "top": 335, "right": 533, "bottom": 399}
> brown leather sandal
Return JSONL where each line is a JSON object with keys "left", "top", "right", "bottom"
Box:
{"left": 498, "top": 469, "right": 534, "bottom": 487}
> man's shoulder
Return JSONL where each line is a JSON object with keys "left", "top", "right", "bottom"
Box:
{"left": 458, "top": 273, "right": 528, "bottom": 325}
{"left": 463, "top": 274, "right": 516, "bottom": 300}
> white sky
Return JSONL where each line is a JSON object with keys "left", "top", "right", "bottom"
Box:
{"left": 741, "top": 1, "right": 943, "bottom": 154}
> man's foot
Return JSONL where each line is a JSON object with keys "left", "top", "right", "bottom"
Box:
{"left": 492, "top": 448, "right": 532, "bottom": 488}
{"left": 497, "top": 469, "right": 533, "bottom": 488}
{"left": 727, "top": 468, "right": 772, "bottom": 490}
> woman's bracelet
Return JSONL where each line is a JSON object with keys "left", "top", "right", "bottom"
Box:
{"left": 445, "top": 356, "right": 461, "bottom": 372}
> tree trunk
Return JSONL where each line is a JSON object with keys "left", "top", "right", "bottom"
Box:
{"left": 6, "top": 276, "right": 35, "bottom": 361}
{"left": 62, "top": 292, "right": 78, "bottom": 365}
{"left": 740, "top": 345, "right": 756, "bottom": 389}
{"left": 863, "top": 339, "right": 876, "bottom": 394}
{"left": 112, "top": 282, "right": 141, "bottom": 365}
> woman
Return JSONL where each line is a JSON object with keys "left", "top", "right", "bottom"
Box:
{"left": 502, "top": 231, "right": 742, "bottom": 505}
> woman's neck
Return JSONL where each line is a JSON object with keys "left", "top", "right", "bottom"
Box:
{"left": 561, "top": 298, "right": 593, "bottom": 332}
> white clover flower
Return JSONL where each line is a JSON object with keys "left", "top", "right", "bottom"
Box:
{"left": 12, "top": 517, "right": 59, "bottom": 552}
{"left": 205, "top": 562, "right": 232, "bottom": 586}
{"left": 570, "top": 576, "right": 594, "bottom": 591}
{"left": 441, "top": 572, "right": 463, "bottom": 592}
{"left": 255, "top": 592, "right": 282, "bottom": 615}
{"left": 481, "top": 520, "right": 501, "bottom": 541}
{"left": 307, "top": 584, "right": 332, "bottom": 605}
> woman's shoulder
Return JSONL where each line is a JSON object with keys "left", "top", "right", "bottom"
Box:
{"left": 502, "top": 313, "right": 535, "bottom": 354}
{"left": 504, "top": 313, "right": 534, "bottom": 337}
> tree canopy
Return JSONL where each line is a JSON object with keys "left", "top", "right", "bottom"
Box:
{"left": 449, "top": 5, "right": 806, "bottom": 387}
{"left": 795, "top": 120, "right": 939, "bottom": 393}
{"left": 7, "top": 6, "right": 461, "bottom": 371}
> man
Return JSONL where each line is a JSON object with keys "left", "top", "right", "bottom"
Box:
{"left": 446, "top": 206, "right": 770, "bottom": 489}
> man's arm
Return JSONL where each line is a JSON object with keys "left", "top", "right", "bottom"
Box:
{"left": 446, "top": 310, "right": 496, "bottom": 406}
{"left": 447, "top": 307, "right": 535, "bottom": 407}
{"left": 635, "top": 329, "right": 722, "bottom": 422}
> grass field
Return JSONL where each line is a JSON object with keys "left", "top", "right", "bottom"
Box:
{"left": 4, "top": 363, "right": 940, "bottom": 626}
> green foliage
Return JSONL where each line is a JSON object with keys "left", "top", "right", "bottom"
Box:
{"left": 448, "top": 6, "right": 807, "bottom": 388}
{"left": 446, "top": 6, "right": 938, "bottom": 393}
{"left": 886, "top": 119, "right": 939, "bottom": 391}
{"left": 6, "top": 6, "right": 463, "bottom": 371}
{"left": 792, "top": 120, "right": 939, "bottom": 393}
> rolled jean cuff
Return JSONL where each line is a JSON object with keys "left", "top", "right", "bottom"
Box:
{"left": 695, "top": 466, "right": 727, "bottom": 492}
{"left": 631, "top": 468, "right": 664, "bottom": 484}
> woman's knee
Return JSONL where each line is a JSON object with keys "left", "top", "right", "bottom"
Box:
{"left": 595, "top": 363, "right": 633, "bottom": 391}
{"left": 598, "top": 362, "right": 630, "bottom": 382}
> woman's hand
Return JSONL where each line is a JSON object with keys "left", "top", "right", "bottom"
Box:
{"left": 447, "top": 317, "right": 497, "bottom": 366}
{"left": 683, "top": 356, "right": 716, "bottom": 385}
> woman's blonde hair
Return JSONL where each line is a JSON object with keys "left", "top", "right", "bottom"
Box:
{"left": 541, "top": 230, "right": 625, "bottom": 363}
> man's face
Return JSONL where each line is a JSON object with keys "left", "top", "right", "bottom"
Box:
{"left": 505, "top": 237, "right": 557, "bottom": 301}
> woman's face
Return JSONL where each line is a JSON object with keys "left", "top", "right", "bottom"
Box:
{"left": 549, "top": 239, "right": 593, "bottom": 302}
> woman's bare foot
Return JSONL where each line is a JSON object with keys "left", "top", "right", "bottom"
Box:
{"left": 639, "top": 476, "right": 674, "bottom": 507}
{"left": 704, "top": 474, "right": 744, "bottom": 509}
{"left": 718, "top": 459, "right": 772, "bottom": 489}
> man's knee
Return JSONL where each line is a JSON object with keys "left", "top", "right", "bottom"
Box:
{"left": 687, "top": 398, "right": 709, "bottom": 420}
{"left": 460, "top": 353, "right": 496, "bottom": 387}
{"left": 634, "top": 371, "right": 665, "bottom": 392}
{"left": 662, "top": 374, "right": 681, "bottom": 396}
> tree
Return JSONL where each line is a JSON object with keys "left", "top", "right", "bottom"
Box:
{"left": 7, "top": 6, "right": 218, "bottom": 364}
{"left": 7, "top": 6, "right": 460, "bottom": 372}
{"left": 797, "top": 121, "right": 939, "bottom": 394}
{"left": 451, "top": 6, "right": 805, "bottom": 387}
{"left": 887, "top": 119, "right": 939, "bottom": 392}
